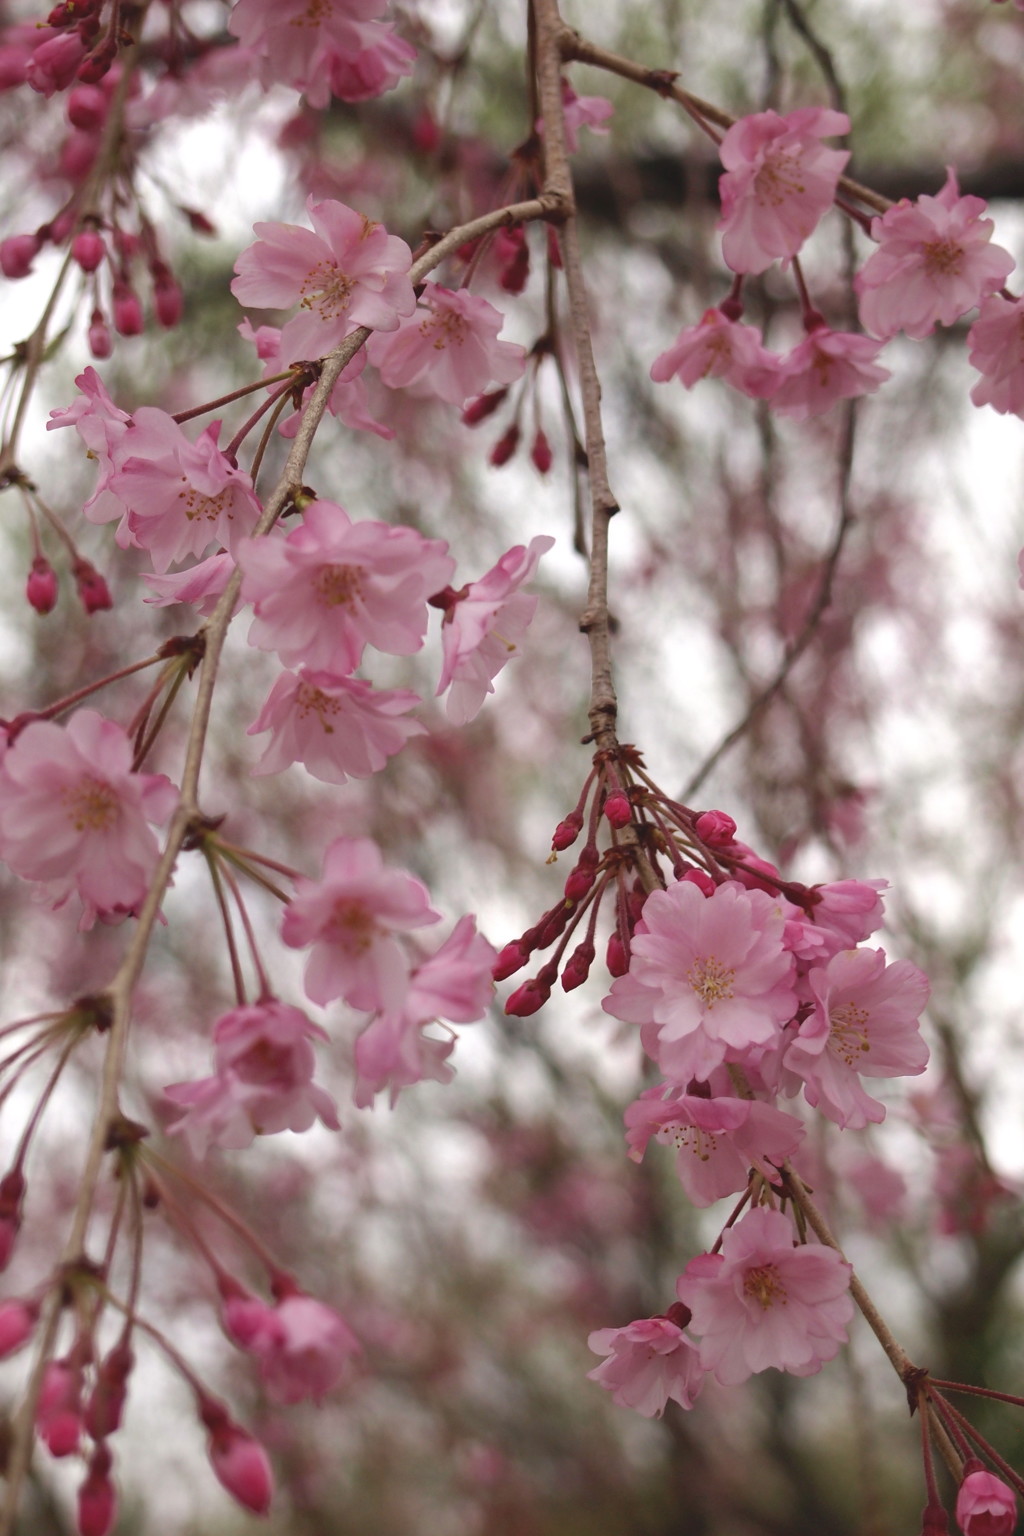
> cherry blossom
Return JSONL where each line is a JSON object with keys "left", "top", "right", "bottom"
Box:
{"left": 204, "top": 1413, "right": 273, "bottom": 1516}
{"left": 368, "top": 284, "right": 526, "bottom": 407}
{"left": 238, "top": 499, "right": 454, "bottom": 673}
{"left": 536, "top": 78, "right": 614, "bottom": 154}
{"left": 435, "top": 535, "right": 554, "bottom": 724}
{"left": 968, "top": 293, "right": 1024, "bottom": 417}
{"left": 587, "top": 1313, "right": 704, "bottom": 1417}
{"left": 142, "top": 552, "right": 240, "bottom": 616}
{"left": 624, "top": 1084, "right": 804, "bottom": 1206}
{"left": 650, "top": 308, "right": 781, "bottom": 398}
{"left": 227, "top": 0, "right": 413, "bottom": 109}
{"left": 106, "top": 411, "right": 262, "bottom": 571}
{"left": 224, "top": 1285, "right": 360, "bottom": 1404}
{"left": 248, "top": 669, "right": 424, "bottom": 783}
{"left": 602, "top": 879, "right": 797, "bottom": 1083}
{"left": 768, "top": 326, "right": 891, "bottom": 420}
{"left": 676, "top": 1206, "right": 853, "bottom": 1385}
{"left": 47, "top": 367, "right": 132, "bottom": 528}
{"left": 785, "top": 878, "right": 887, "bottom": 961}
{"left": 0, "top": 710, "right": 177, "bottom": 925}
{"left": 856, "top": 169, "right": 1015, "bottom": 340}
{"left": 281, "top": 836, "right": 441, "bottom": 1010}
{"left": 783, "top": 947, "right": 930, "bottom": 1128}
{"left": 717, "top": 107, "right": 850, "bottom": 275}
{"left": 231, "top": 197, "right": 415, "bottom": 363}
{"left": 164, "top": 1000, "right": 340, "bottom": 1157}
{"left": 238, "top": 319, "right": 393, "bottom": 439}
{"left": 956, "top": 1463, "right": 1018, "bottom": 1536}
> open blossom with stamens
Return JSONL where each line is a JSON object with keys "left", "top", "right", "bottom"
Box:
{"left": 46, "top": 367, "right": 132, "bottom": 527}
{"left": 106, "top": 410, "right": 262, "bottom": 571}
{"left": 0, "top": 710, "right": 177, "bottom": 925}
{"left": 783, "top": 947, "right": 930, "bottom": 1128}
{"left": 624, "top": 1084, "right": 804, "bottom": 1207}
{"left": 231, "top": 197, "right": 415, "bottom": 363}
{"left": 368, "top": 284, "right": 525, "bottom": 407}
{"left": 677, "top": 1206, "right": 853, "bottom": 1385}
{"left": 968, "top": 294, "right": 1024, "bottom": 418}
{"left": 768, "top": 326, "right": 891, "bottom": 420}
{"left": 228, "top": 0, "right": 413, "bottom": 108}
{"left": 717, "top": 107, "right": 850, "bottom": 275}
{"left": 587, "top": 1312, "right": 704, "bottom": 1418}
{"left": 856, "top": 168, "right": 1015, "bottom": 340}
{"left": 248, "top": 669, "right": 424, "bottom": 783}
{"left": 436, "top": 535, "right": 554, "bottom": 724}
{"left": 282, "top": 836, "right": 441, "bottom": 1011}
{"left": 650, "top": 308, "right": 781, "bottom": 398}
{"left": 603, "top": 879, "right": 797, "bottom": 1084}
{"left": 239, "top": 499, "right": 454, "bottom": 673}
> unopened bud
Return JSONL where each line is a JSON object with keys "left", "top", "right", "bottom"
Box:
{"left": 71, "top": 228, "right": 105, "bottom": 272}
{"left": 551, "top": 810, "right": 584, "bottom": 851}
{"left": 201, "top": 1403, "right": 273, "bottom": 1516}
{"left": 489, "top": 423, "right": 519, "bottom": 467}
{"left": 37, "top": 1359, "right": 82, "bottom": 1457}
{"left": 461, "top": 388, "right": 508, "bottom": 427}
{"left": 26, "top": 556, "right": 58, "bottom": 614}
{"left": 88, "top": 306, "right": 111, "bottom": 359}
{"left": 564, "top": 860, "right": 598, "bottom": 903}
{"left": 84, "top": 1341, "right": 133, "bottom": 1439}
{"left": 0, "top": 233, "right": 41, "bottom": 279}
{"left": 561, "top": 941, "right": 595, "bottom": 992}
{"left": 66, "top": 82, "right": 106, "bottom": 129}
{"left": 77, "top": 1444, "right": 117, "bottom": 1536}
{"left": 603, "top": 789, "right": 632, "bottom": 828}
{"left": 0, "top": 1299, "right": 38, "bottom": 1359}
{"left": 111, "top": 279, "right": 142, "bottom": 336}
{"left": 606, "top": 931, "right": 628, "bottom": 976}
{"left": 694, "top": 809, "right": 737, "bottom": 847}
{"left": 77, "top": 37, "right": 117, "bottom": 83}
{"left": 73, "top": 558, "right": 112, "bottom": 613}
{"left": 495, "top": 225, "right": 529, "bottom": 294}
{"left": 680, "top": 867, "right": 716, "bottom": 897}
{"left": 504, "top": 974, "right": 552, "bottom": 1017}
{"left": 530, "top": 428, "right": 553, "bottom": 474}
{"left": 492, "top": 940, "right": 529, "bottom": 982}
{"left": 152, "top": 265, "right": 183, "bottom": 327}
{"left": 536, "top": 902, "right": 572, "bottom": 947}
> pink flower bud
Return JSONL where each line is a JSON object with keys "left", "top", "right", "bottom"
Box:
{"left": 37, "top": 1359, "right": 83, "bottom": 1457}
{"left": 489, "top": 423, "right": 520, "bottom": 467}
{"left": 956, "top": 1463, "right": 1017, "bottom": 1536}
{"left": 0, "top": 1299, "right": 38, "bottom": 1359}
{"left": 412, "top": 108, "right": 440, "bottom": 154}
{"left": 504, "top": 975, "right": 552, "bottom": 1017}
{"left": 152, "top": 269, "right": 183, "bottom": 328}
{"left": 181, "top": 205, "right": 217, "bottom": 236}
{"left": 552, "top": 810, "right": 584, "bottom": 851}
{"left": 492, "top": 940, "right": 528, "bottom": 982}
{"left": 77, "top": 1445, "right": 117, "bottom": 1536}
{"left": 204, "top": 1411, "right": 273, "bottom": 1516}
{"left": 1, "top": 233, "right": 41, "bottom": 279}
{"left": 60, "top": 130, "right": 99, "bottom": 180}
{"left": 680, "top": 867, "right": 716, "bottom": 897}
{"left": 72, "top": 558, "right": 112, "bottom": 613}
{"left": 606, "top": 931, "right": 628, "bottom": 976}
{"left": 77, "top": 38, "right": 117, "bottom": 83}
{"left": 111, "top": 279, "right": 142, "bottom": 336}
{"left": 561, "top": 940, "right": 595, "bottom": 991}
{"left": 26, "top": 556, "right": 58, "bottom": 614}
{"left": 66, "top": 83, "right": 107, "bottom": 129}
{"left": 71, "top": 229, "right": 105, "bottom": 272}
{"left": 695, "top": 809, "right": 737, "bottom": 846}
{"left": 536, "top": 903, "right": 572, "bottom": 947}
{"left": 88, "top": 306, "right": 111, "bottom": 358}
{"left": 495, "top": 225, "right": 529, "bottom": 294}
{"left": 461, "top": 388, "right": 508, "bottom": 427}
{"left": 922, "top": 1506, "right": 951, "bottom": 1536}
{"left": 603, "top": 789, "right": 632, "bottom": 827}
{"left": 220, "top": 1283, "right": 276, "bottom": 1350}
{"left": 84, "top": 1342, "right": 133, "bottom": 1439}
{"left": 564, "top": 861, "right": 597, "bottom": 903}
{"left": 530, "top": 429, "right": 553, "bottom": 474}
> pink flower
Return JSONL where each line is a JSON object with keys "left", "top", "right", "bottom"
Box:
{"left": 204, "top": 1413, "right": 273, "bottom": 1516}
{"left": 783, "top": 947, "right": 930, "bottom": 1128}
{"left": 353, "top": 915, "right": 496, "bottom": 1105}
{"left": 47, "top": 367, "right": 132, "bottom": 528}
{"left": 717, "top": 107, "right": 850, "bottom": 275}
{"left": 436, "top": 535, "right": 554, "bottom": 724}
{"left": 106, "top": 411, "right": 262, "bottom": 571}
{"left": 142, "top": 552, "right": 240, "bottom": 616}
{"left": 603, "top": 879, "right": 797, "bottom": 1083}
{"left": 37, "top": 1359, "right": 83, "bottom": 1457}
{"left": 238, "top": 319, "right": 393, "bottom": 439}
{"left": 164, "top": 1000, "right": 340, "bottom": 1157}
{"left": 258, "top": 1294, "right": 361, "bottom": 1404}
{"left": 768, "top": 326, "right": 891, "bottom": 420}
{"left": 856, "top": 169, "right": 1015, "bottom": 340}
{"left": 587, "top": 1313, "right": 704, "bottom": 1417}
{"left": 368, "top": 284, "right": 525, "bottom": 407}
{"left": 239, "top": 499, "right": 454, "bottom": 673}
{"left": 650, "top": 308, "right": 781, "bottom": 397}
{"left": 786, "top": 878, "right": 887, "bottom": 960}
{"left": 537, "top": 79, "right": 614, "bottom": 154}
{"left": 228, "top": 0, "right": 413, "bottom": 108}
{"left": 282, "top": 835, "right": 441, "bottom": 1010}
{"left": 248, "top": 670, "right": 424, "bottom": 783}
{"left": 968, "top": 294, "right": 1024, "bottom": 418}
{"left": 625, "top": 1085, "right": 804, "bottom": 1207}
{"left": 956, "top": 1463, "right": 1018, "bottom": 1536}
{"left": 231, "top": 197, "right": 415, "bottom": 361}
{"left": 677, "top": 1206, "right": 853, "bottom": 1385}
{"left": 0, "top": 711, "right": 177, "bottom": 925}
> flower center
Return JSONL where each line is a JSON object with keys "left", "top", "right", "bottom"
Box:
{"left": 656, "top": 1120, "right": 716, "bottom": 1163}
{"left": 755, "top": 147, "right": 806, "bottom": 208}
{"left": 300, "top": 260, "right": 354, "bottom": 322}
{"left": 743, "top": 1262, "right": 787, "bottom": 1311}
{"left": 686, "top": 955, "right": 736, "bottom": 1009}
{"left": 420, "top": 306, "right": 469, "bottom": 351}
{"left": 828, "top": 1001, "right": 871, "bottom": 1066}
{"left": 923, "top": 238, "right": 964, "bottom": 277}
{"left": 313, "top": 563, "right": 363, "bottom": 609}
{"left": 327, "top": 898, "right": 377, "bottom": 954}
{"left": 63, "top": 776, "right": 119, "bottom": 833}
{"left": 296, "top": 682, "right": 341, "bottom": 732}
{"left": 290, "top": 0, "right": 331, "bottom": 26}
{"left": 179, "top": 480, "right": 230, "bottom": 523}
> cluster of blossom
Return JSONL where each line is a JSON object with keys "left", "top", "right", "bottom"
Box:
{"left": 651, "top": 107, "right": 1021, "bottom": 424}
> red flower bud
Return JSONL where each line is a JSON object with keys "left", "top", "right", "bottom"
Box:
{"left": 489, "top": 423, "right": 520, "bottom": 467}
{"left": 504, "top": 975, "right": 552, "bottom": 1017}
{"left": 461, "top": 388, "right": 508, "bottom": 427}
{"left": 564, "top": 861, "right": 597, "bottom": 903}
{"left": 66, "top": 83, "right": 107, "bottom": 130}
{"left": 111, "top": 279, "right": 142, "bottom": 336}
{"left": 680, "top": 867, "right": 716, "bottom": 897}
{"left": 26, "top": 556, "right": 58, "bottom": 614}
{"left": 695, "top": 809, "right": 737, "bottom": 847}
{"left": 0, "top": 233, "right": 41, "bottom": 279}
{"left": 560, "top": 941, "right": 595, "bottom": 991}
{"left": 201, "top": 1405, "right": 273, "bottom": 1516}
{"left": 77, "top": 1444, "right": 117, "bottom": 1536}
{"left": 530, "top": 429, "right": 553, "bottom": 474}
{"left": 73, "top": 558, "right": 112, "bottom": 614}
{"left": 71, "top": 228, "right": 105, "bottom": 272}
{"left": 551, "top": 810, "right": 584, "bottom": 851}
{"left": 0, "top": 1299, "right": 38, "bottom": 1359}
{"left": 152, "top": 265, "right": 183, "bottom": 327}
{"left": 603, "top": 789, "right": 632, "bottom": 827}
{"left": 88, "top": 306, "right": 112, "bottom": 359}
{"left": 606, "top": 931, "right": 628, "bottom": 976}
{"left": 492, "top": 940, "right": 528, "bottom": 982}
